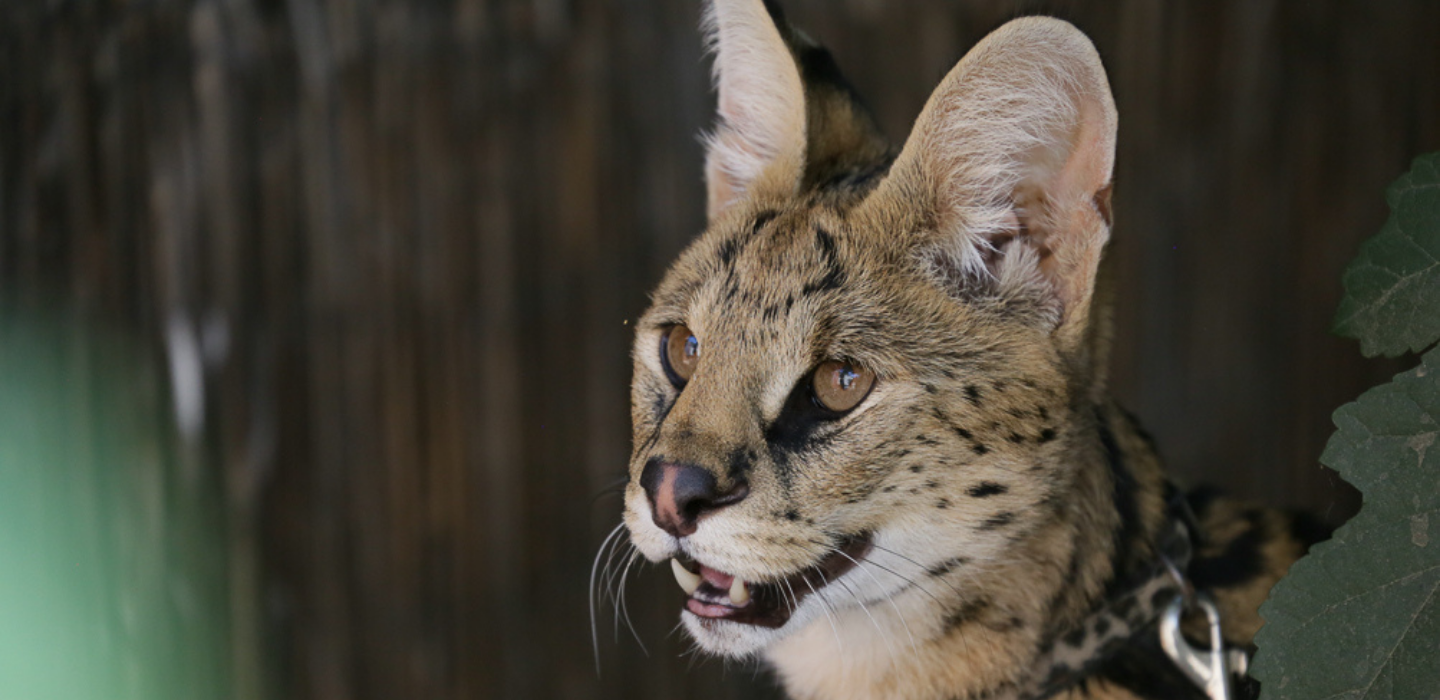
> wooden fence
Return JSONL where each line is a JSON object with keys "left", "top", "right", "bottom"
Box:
{"left": 2, "top": 1, "right": 1437, "bottom": 698}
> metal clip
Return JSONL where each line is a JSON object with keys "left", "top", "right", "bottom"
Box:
{"left": 1159, "top": 593, "right": 1231, "bottom": 700}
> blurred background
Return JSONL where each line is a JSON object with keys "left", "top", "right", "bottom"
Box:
{"left": 1, "top": 1, "right": 1438, "bottom": 698}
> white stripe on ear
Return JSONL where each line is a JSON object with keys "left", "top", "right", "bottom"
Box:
{"left": 872, "top": 17, "right": 1117, "bottom": 351}
{"left": 702, "top": 0, "right": 807, "bottom": 220}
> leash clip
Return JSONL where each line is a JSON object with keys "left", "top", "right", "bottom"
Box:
{"left": 1159, "top": 593, "right": 1231, "bottom": 700}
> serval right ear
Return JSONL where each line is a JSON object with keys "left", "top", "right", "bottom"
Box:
{"left": 701, "top": 0, "right": 889, "bottom": 221}
{"left": 863, "top": 17, "right": 1118, "bottom": 365}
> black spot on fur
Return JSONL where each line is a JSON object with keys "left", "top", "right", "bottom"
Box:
{"left": 882, "top": 485, "right": 896, "bottom": 493}
{"left": 936, "top": 498, "right": 950, "bottom": 509}
{"left": 979, "top": 512, "right": 1015, "bottom": 531}
{"left": 964, "top": 384, "right": 982, "bottom": 404}
{"left": 752, "top": 209, "right": 778, "bottom": 234}
{"left": 1038, "top": 427, "right": 1058, "bottom": 443}
{"left": 1007, "top": 432, "right": 1025, "bottom": 444}
{"left": 909, "top": 464, "right": 925, "bottom": 473}
{"left": 928, "top": 557, "right": 969, "bottom": 578}
{"left": 784, "top": 509, "right": 801, "bottom": 522}
{"left": 1188, "top": 512, "right": 1268, "bottom": 589}
{"left": 925, "top": 480, "right": 940, "bottom": 489}
{"left": 944, "top": 598, "right": 991, "bottom": 631}
{"left": 952, "top": 426, "right": 974, "bottom": 440}
{"left": 801, "top": 226, "right": 847, "bottom": 295}
{"left": 717, "top": 237, "right": 741, "bottom": 268}
{"left": 971, "top": 443, "right": 990, "bottom": 455}
{"left": 968, "top": 482, "right": 1008, "bottom": 498}
{"left": 1092, "top": 617, "right": 1111, "bottom": 637}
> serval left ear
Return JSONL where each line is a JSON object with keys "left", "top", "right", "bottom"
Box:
{"left": 863, "top": 17, "right": 1118, "bottom": 361}
{"left": 701, "top": 0, "right": 889, "bottom": 221}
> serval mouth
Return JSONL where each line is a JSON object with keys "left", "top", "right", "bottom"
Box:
{"left": 671, "top": 533, "right": 874, "bottom": 628}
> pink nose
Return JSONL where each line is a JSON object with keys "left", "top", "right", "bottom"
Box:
{"left": 639, "top": 460, "right": 749, "bottom": 537}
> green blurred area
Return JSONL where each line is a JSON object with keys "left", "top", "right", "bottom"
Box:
{"left": 0, "top": 312, "right": 233, "bottom": 700}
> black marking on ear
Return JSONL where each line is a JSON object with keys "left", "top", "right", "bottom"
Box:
{"left": 968, "top": 482, "right": 1008, "bottom": 498}
{"left": 978, "top": 512, "right": 1015, "bottom": 531}
{"left": 927, "top": 557, "right": 969, "bottom": 578}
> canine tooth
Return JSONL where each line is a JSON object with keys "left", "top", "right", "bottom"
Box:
{"left": 671, "top": 559, "right": 700, "bottom": 595}
{"left": 730, "top": 577, "right": 750, "bottom": 606}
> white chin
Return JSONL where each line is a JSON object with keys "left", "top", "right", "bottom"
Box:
{"left": 680, "top": 611, "right": 790, "bottom": 658}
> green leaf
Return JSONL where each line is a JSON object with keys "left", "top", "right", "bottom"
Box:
{"left": 1252, "top": 346, "right": 1440, "bottom": 700}
{"left": 1332, "top": 152, "right": 1440, "bottom": 357}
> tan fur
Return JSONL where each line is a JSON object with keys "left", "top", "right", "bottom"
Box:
{"left": 620, "top": 6, "right": 1317, "bottom": 699}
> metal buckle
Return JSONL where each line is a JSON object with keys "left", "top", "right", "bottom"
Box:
{"left": 1159, "top": 593, "right": 1231, "bottom": 700}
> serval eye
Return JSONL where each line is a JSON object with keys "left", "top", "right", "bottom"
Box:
{"left": 661, "top": 324, "right": 700, "bottom": 386}
{"left": 812, "top": 360, "right": 875, "bottom": 413}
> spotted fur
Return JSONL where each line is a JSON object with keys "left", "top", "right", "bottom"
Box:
{"left": 619, "top": 3, "right": 1326, "bottom": 699}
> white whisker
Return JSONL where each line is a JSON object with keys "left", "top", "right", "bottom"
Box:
{"left": 589, "top": 522, "right": 628, "bottom": 675}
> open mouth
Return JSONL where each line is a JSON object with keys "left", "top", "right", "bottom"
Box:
{"left": 670, "top": 533, "right": 873, "bottom": 628}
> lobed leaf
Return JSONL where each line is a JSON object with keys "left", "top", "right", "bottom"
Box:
{"left": 1332, "top": 152, "right": 1440, "bottom": 357}
{"left": 1252, "top": 347, "right": 1440, "bottom": 700}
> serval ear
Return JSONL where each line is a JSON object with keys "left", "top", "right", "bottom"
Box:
{"left": 702, "top": 0, "right": 888, "bottom": 220}
{"left": 866, "top": 17, "right": 1117, "bottom": 357}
